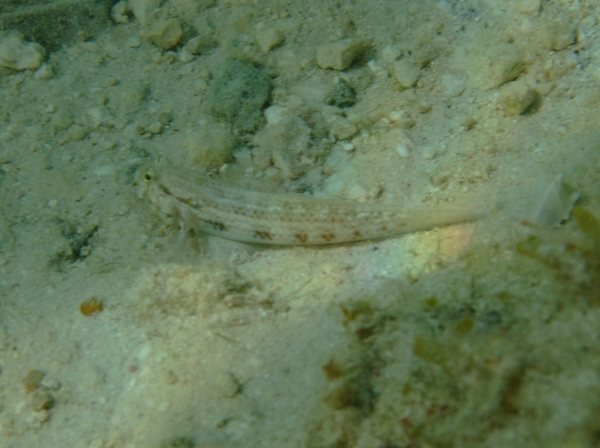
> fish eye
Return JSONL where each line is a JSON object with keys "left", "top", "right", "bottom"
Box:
{"left": 143, "top": 169, "right": 155, "bottom": 182}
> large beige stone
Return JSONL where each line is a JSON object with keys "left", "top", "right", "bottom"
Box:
{"left": 256, "top": 27, "right": 284, "bottom": 54}
{"left": 501, "top": 81, "right": 537, "bottom": 115}
{"left": 147, "top": 19, "right": 183, "bottom": 50}
{"left": 392, "top": 58, "right": 421, "bottom": 89}
{"left": 0, "top": 34, "right": 45, "bottom": 71}
{"left": 316, "top": 38, "right": 368, "bottom": 71}
{"left": 453, "top": 30, "right": 527, "bottom": 90}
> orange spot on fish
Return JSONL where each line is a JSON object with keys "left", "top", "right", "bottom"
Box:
{"left": 321, "top": 233, "right": 336, "bottom": 242}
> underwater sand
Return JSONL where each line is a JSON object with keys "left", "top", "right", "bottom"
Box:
{"left": 1, "top": 0, "right": 600, "bottom": 447}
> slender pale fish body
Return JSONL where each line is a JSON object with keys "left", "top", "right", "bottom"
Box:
{"left": 140, "top": 156, "right": 481, "bottom": 245}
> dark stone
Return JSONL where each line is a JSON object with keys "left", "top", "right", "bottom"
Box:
{"left": 0, "top": 0, "right": 113, "bottom": 53}
{"left": 329, "top": 78, "right": 357, "bottom": 108}
{"left": 208, "top": 59, "right": 272, "bottom": 134}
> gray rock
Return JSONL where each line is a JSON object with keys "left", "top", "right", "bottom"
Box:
{"left": 208, "top": 59, "right": 272, "bottom": 134}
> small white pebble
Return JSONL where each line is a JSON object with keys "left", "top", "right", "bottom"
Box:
{"left": 34, "top": 63, "right": 54, "bottom": 80}
{"left": 147, "top": 122, "right": 163, "bottom": 134}
{"left": 45, "top": 104, "right": 55, "bottom": 113}
{"left": 388, "top": 111, "right": 404, "bottom": 123}
{"left": 367, "top": 60, "right": 386, "bottom": 76}
{"left": 367, "top": 185, "right": 382, "bottom": 200}
{"left": 179, "top": 48, "right": 194, "bottom": 63}
{"left": 341, "top": 142, "right": 355, "bottom": 152}
{"left": 381, "top": 45, "right": 402, "bottom": 65}
{"left": 111, "top": 1, "right": 129, "bottom": 24}
{"left": 346, "top": 183, "right": 369, "bottom": 202}
{"left": 422, "top": 146, "right": 437, "bottom": 160}
{"left": 93, "top": 165, "right": 116, "bottom": 176}
{"left": 40, "top": 377, "right": 61, "bottom": 390}
{"left": 264, "top": 105, "right": 287, "bottom": 125}
{"left": 255, "top": 27, "right": 284, "bottom": 53}
{"left": 126, "top": 37, "right": 141, "bottom": 48}
{"left": 47, "top": 199, "right": 58, "bottom": 207}
{"left": 395, "top": 143, "right": 411, "bottom": 158}
{"left": 419, "top": 101, "right": 432, "bottom": 113}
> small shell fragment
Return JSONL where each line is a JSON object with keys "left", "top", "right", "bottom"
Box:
{"left": 395, "top": 143, "right": 411, "bottom": 158}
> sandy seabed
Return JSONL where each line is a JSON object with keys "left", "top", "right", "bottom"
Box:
{"left": 1, "top": 0, "right": 600, "bottom": 447}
